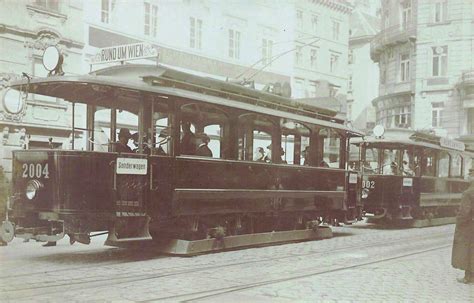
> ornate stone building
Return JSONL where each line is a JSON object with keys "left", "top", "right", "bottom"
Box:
{"left": 0, "top": 0, "right": 84, "bottom": 177}
{"left": 371, "top": 0, "right": 474, "bottom": 140}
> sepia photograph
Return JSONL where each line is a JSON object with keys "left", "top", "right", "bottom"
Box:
{"left": 0, "top": 0, "right": 473, "bottom": 302}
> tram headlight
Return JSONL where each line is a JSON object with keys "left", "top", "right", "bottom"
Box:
{"left": 361, "top": 188, "right": 369, "bottom": 199}
{"left": 26, "top": 180, "right": 42, "bottom": 200}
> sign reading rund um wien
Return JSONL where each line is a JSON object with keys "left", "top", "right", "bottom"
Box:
{"left": 91, "top": 43, "right": 158, "bottom": 64}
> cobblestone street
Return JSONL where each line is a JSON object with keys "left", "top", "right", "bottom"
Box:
{"left": 1, "top": 223, "right": 472, "bottom": 302}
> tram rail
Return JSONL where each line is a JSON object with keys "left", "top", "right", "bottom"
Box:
{"left": 1, "top": 227, "right": 453, "bottom": 300}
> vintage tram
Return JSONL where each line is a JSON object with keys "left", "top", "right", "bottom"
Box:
{"left": 0, "top": 64, "right": 362, "bottom": 252}
{"left": 352, "top": 128, "right": 473, "bottom": 225}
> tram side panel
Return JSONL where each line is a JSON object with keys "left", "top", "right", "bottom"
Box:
{"left": 361, "top": 175, "right": 420, "bottom": 219}
{"left": 169, "top": 157, "right": 347, "bottom": 218}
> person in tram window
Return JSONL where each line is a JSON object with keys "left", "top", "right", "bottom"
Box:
{"left": 131, "top": 133, "right": 151, "bottom": 155}
{"left": 154, "top": 128, "right": 170, "bottom": 155}
{"left": 320, "top": 159, "right": 330, "bottom": 168}
{"left": 181, "top": 121, "right": 196, "bottom": 155}
{"left": 280, "top": 147, "right": 287, "bottom": 164}
{"left": 264, "top": 145, "right": 272, "bottom": 163}
{"left": 402, "top": 160, "right": 414, "bottom": 176}
{"left": 196, "top": 133, "right": 213, "bottom": 157}
{"left": 254, "top": 147, "right": 266, "bottom": 162}
{"left": 302, "top": 146, "right": 311, "bottom": 166}
{"left": 115, "top": 128, "right": 133, "bottom": 153}
{"left": 383, "top": 161, "right": 398, "bottom": 175}
{"left": 452, "top": 168, "right": 474, "bottom": 284}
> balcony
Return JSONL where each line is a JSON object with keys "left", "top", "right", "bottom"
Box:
{"left": 370, "top": 24, "right": 416, "bottom": 61}
{"left": 460, "top": 71, "right": 474, "bottom": 109}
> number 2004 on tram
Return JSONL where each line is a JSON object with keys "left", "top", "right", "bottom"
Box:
{"left": 0, "top": 64, "right": 363, "bottom": 250}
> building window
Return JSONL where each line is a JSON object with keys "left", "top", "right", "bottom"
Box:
{"left": 401, "top": 1, "right": 411, "bottom": 30}
{"left": 310, "top": 48, "right": 318, "bottom": 69}
{"left": 347, "top": 102, "right": 353, "bottom": 121}
{"left": 145, "top": 2, "right": 158, "bottom": 37}
{"left": 396, "top": 106, "right": 410, "bottom": 126}
{"left": 432, "top": 46, "right": 448, "bottom": 77}
{"left": 400, "top": 54, "right": 410, "bottom": 82}
{"left": 348, "top": 49, "right": 354, "bottom": 64}
{"left": 311, "top": 15, "right": 318, "bottom": 33}
{"left": 101, "top": 0, "right": 112, "bottom": 23}
{"left": 434, "top": 1, "right": 447, "bottom": 23}
{"left": 296, "top": 10, "right": 303, "bottom": 28}
{"left": 34, "top": 0, "right": 59, "bottom": 11}
{"left": 295, "top": 44, "right": 303, "bottom": 66}
{"left": 190, "top": 17, "right": 202, "bottom": 49}
{"left": 348, "top": 75, "right": 353, "bottom": 92}
{"left": 294, "top": 78, "right": 305, "bottom": 98}
{"left": 309, "top": 80, "right": 318, "bottom": 97}
{"left": 262, "top": 38, "right": 273, "bottom": 66}
{"left": 332, "top": 20, "right": 340, "bottom": 40}
{"left": 330, "top": 53, "right": 339, "bottom": 73}
{"left": 432, "top": 102, "right": 444, "bottom": 127}
{"left": 228, "top": 29, "right": 240, "bottom": 59}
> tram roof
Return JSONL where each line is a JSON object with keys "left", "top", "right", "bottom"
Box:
{"left": 9, "top": 65, "right": 362, "bottom": 135}
{"left": 353, "top": 135, "right": 474, "bottom": 154}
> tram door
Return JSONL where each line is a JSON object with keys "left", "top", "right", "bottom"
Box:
{"left": 113, "top": 109, "right": 149, "bottom": 219}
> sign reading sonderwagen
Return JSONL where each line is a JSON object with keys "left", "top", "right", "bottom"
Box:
{"left": 116, "top": 158, "right": 148, "bottom": 175}
{"left": 91, "top": 43, "right": 158, "bottom": 64}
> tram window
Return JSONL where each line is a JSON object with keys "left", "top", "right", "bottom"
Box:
{"left": 301, "top": 137, "right": 310, "bottom": 165}
{"left": 422, "top": 150, "right": 436, "bottom": 177}
{"left": 253, "top": 130, "right": 272, "bottom": 162}
{"left": 438, "top": 151, "right": 450, "bottom": 177}
{"left": 348, "top": 144, "right": 360, "bottom": 171}
{"left": 93, "top": 107, "right": 112, "bottom": 152}
{"left": 238, "top": 114, "right": 274, "bottom": 162}
{"left": 319, "top": 128, "right": 341, "bottom": 168}
{"left": 116, "top": 110, "right": 139, "bottom": 153}
{"left": 63, "top": 103, "right": 87, "bottom": 151}
{"left": 450, "top": 154, "right": 462, "bottom": 177}
{"left": 381, "top": 149, "right": 400, "bottom": 175}
{"left": 401, "top": 149, "right": 415, "bottom": 176}
{"left": 204, "top": 124, "right": 221, "bottom": 158}
{"left": 363, "top": 147, "right": 379, "bottom": 173}
{"left": 281, "top": 121, "right": 311, "bottom": 165}
{"left": 153, "top": 115, "right": 172, "bottom": 156}
{"left": 180, "top": 103, "right": 228, "bottom": 157}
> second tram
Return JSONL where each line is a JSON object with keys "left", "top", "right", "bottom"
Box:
{"left": 352, "top": 128, "right": 472, "bottom": 224}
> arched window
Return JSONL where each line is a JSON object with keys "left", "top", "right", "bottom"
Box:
{"left": 180, "top": 103, "right": 229, "bottom": 158}
{"left": 238, "top": 114, "right": 276, "bottom": 162}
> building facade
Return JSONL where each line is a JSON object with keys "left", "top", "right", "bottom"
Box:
{"left": 83, "top": 0, "right": 292, "bottom": 87}
{"left": 0, "top": 0, "right": 84, "bottom": 177}
{"left": 371, "top": 0, "right": 474, "bottom": 140}
{"left": 347, "top": 1, "right": 380, "bottom": 131}
{"left": 291, "top": 0, "right": 352, "bottom": 111}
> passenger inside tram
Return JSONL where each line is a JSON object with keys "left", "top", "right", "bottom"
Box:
{"left": 302, "top": 146, "right": 311, "bottom": 166}
{"left": 115, "top": 128, "right": 133, "bottom": 153}
{"left": 254, "top": 147, "right": 265, "bottom": 162}
{"left": 181, "top": 121, "right": 197, "bottom": 155}
{"left": 195, "top": 133, "right": 213, "bottom": 157}
{"left": 154, "top": 128, "right": 170, "bottom": 155}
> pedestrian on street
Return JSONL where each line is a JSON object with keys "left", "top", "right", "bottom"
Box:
{"left": 451, "top": 168, "right": 474, "bottom": 284}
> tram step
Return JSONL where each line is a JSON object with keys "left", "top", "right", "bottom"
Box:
{"left": 153, "top": 227, "right": 333, "bottom": 256}
{"left": 104, "top": 236, "right": 153, "bottom": 247}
